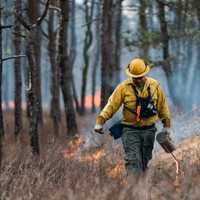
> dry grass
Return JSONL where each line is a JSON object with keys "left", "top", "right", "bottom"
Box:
{"left": 1, "top": 112, "right": 200, "bottom": 200}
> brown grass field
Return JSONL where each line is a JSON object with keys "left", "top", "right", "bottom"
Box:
{"left": 1, "top": 112, "right": 200, "bottom": 200}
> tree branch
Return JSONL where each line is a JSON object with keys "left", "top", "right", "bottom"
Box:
{"left": 49, "top": 5, "right": 61, "bottom": 13}
{"left": 12, "top": 31, "right": 26, "bottom": 38}
{"left": 156, "top": 0, "right": 175, "bottom": 8}
{"left": 16, "top": 0, "right": 50, "bottom": 31}
{"left": 33, "top": 0, "right": 50, "bottom": 27}
{"left": 0, "top": 25, "right": 12, "bottom": 29}
{"left": 41, "top": 27, "right": 49, "bottom": 39}
{"left": 81, "top": 17, "right": 101, "bottom": 27}
{"left": 16, "top": 14, "right": 31, "bottom": 30}
{"left": 1, "top": 55, "right": 26, "bottom": 62}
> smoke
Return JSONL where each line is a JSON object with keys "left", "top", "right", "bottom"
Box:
{"left": 172, "top": 108, "right": 200, "bottom": 142}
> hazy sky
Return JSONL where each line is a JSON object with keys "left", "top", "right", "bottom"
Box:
{"left": 76, "top": 0, "right": 83, "bottom": 4}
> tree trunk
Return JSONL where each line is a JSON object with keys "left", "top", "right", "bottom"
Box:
{"left": 72, "top": 77, "right": 80, "bottom": 113}
{"left": 59, "top": 0, "right": 78, "bottom": 137}
{"left": 0, "top": 7, "right": 4, "bottom": 166}
{"left": 28, "top": 0, "right": 43, "bottom": 125}
{"left": 13, "top": 0, "right": 22, "bottom": 138}
{"left": 48, "top": 9, "right": 61, "bottom": 136}
{"left": 2, "top": 1, "right": 10, "bottom": 111}
{"left": 26, "top": 33, "right": 40, "bottom": 155}
{"left": 172, "top": 0, "right": 183, "bottom": 68}
{"left": 195, "top": 0, "right": 200, "bottom": 23}
{"left": 15, "top": 0, "right": 50, "bottom": 154}
{"left": 138, "top": 0, "right": 149, "bottom": 59}
{"left": 91, "top": 1, "right": 101, "bottom": 113}
{"left": 157, "top": 1, "right": 171, "bottom": 73}
{"left": 80, "top": 0, "right": 94, "bottom": 114}
{"left": 148, "top": 0, "right": 154, "bottom": 30}
{"left": 157, "top": 0, "right": 179, "bottom": 106}
{"left": 101, "top": 0, "right": 115, "bottom": 109}
{"left": 70, "top": 0, "right": 81, "bottom": 114}
{"left": 113, "top": 0, "right": 123, "bottom": 84}
{"left": 26, "top": 0, "right": 48, "bottom": 154}
{"left": 191, "top": 0, "right": 200, "bottom": 106}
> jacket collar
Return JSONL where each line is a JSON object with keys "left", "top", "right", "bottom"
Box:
{"left": 127, "top": 77, "right": 150, "bottom": 86}
{"left": 127, "top": 77, "right": 150, "bottom": 94}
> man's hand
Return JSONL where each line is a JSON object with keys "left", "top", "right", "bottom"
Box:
{"left": 94, "top": 124, "right": 104, "bottom": 134}
{"left": 162, "top": 127, "right": 171, "bottom": 135}
{"left": 162, "top": 127, "right": 171, "bottom": 133}
{"left": 161, "top": 127, "right": 173, "bottom": 141}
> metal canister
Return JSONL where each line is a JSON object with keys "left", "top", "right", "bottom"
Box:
{"left": 156, "top": 131, "right": 176, "bottom": 153}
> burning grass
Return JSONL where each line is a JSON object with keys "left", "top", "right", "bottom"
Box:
{"left": 1, "top": 112, "right": 200, "bottom": 200}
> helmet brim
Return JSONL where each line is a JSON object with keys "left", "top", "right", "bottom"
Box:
{"left": 125, "top": 65, "right": 150, "bottom": 78}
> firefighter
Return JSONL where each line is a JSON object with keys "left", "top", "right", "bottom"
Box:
{"left": 94, "top": 58, "right": 171, "bottom": 175}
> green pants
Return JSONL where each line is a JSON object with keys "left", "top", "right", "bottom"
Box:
{"left": 121, "top": 125, "right": 156, "bottom": 174}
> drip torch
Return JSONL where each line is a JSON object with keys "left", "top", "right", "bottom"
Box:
{"left": 156, "top": 131, "right": 181, "bottom": 188}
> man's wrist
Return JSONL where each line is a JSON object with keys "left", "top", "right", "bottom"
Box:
{"left": 162, "top": 127, "right": 170, "bottom": 132}
{"left": 161, "top": 127, "right": 172, "bottom": 137}
{"left": 94, "top": 124, "right": 103, "bottom": 129}
{"left": 162, "top": 118, "right": 171, "bottom": 128}
{"left": 96, "top": 116, "right": 106, "bottom": 125}
{"left": 94, "top": 123, "right": 104, "bottom": 134}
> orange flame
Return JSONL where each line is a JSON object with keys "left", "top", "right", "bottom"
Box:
{"left": 107, "top": 160, "right": 124, "bottom": 178}
{"left": 62, "top": 137, "right": 124, "bottom": 179}
{"left": 80, "top": 149, "right": 105, "bottom": 163}
{"left": 63, "top": 136, "right": 82, "bottom": 159}
{"left": 62, "top": 137, "right": 106, "bottom": 164}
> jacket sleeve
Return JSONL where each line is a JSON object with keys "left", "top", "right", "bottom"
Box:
{"left": 96, "top": 84, "right": 124, "bottom": 125}
{"left": 156, "top": 84, "right": 170, "bottom": 121}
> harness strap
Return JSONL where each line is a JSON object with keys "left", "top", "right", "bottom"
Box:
{"left": 131, "top": 84, "right": 151, "bottom": 99}
{"left": 131, "top": 84, "right": 151, "bottom": 121}
{"left": 124, "top": 83, "right": 159, "bottom": 116}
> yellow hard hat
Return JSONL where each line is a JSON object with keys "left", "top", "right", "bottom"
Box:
{"left": 125, "top": 58, "right": 150, "bottom": 78}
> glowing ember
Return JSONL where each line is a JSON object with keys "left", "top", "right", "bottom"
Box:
{"left": 80, "top": 149, "right": 106, "bottom": 163}
{"left": 63, "top": 136, "right": 82, "bottom": 159}
{"left": 107, "top": 160, "right": 124, "bottom": 178}
{"left": 62, "top": 137, "right": 106, "bottom": 164}
{"left": 63, "top": 140, "right": 124, "bottom": 179}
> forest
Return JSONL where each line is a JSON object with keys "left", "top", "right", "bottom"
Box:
{"left": 1, "top": 0, "right": 200, "bottom": 199}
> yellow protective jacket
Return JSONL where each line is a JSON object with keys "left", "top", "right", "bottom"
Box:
{"left": 96, "top": 77, "right": 170, "bottom": 127}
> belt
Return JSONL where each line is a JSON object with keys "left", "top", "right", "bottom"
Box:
{"left": 122, "top": 124, "right": 155, "bottom": 130}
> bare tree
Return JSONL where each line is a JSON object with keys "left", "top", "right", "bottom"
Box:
{"left": 26, "top": 36, "right": 40, "bottom": 154}
{"left": 58, "top": 0, "right": 78, "bottom": 137}
{"left": 113, "top": 0, "right": 123, "bottom": 84}
{"left": 156, "top": 0, "right": 180, "bottom": 106}
{"left": 138, "top": 0, "right": 149, "bottom": 58}
{"left": 48, "top": 9, "right": 61, "bottom": 135}
{"left": 80, "top": 0, "right": 95, "bottom": 114}
{"left": 13, "top": 0, "right": 22, "bottom": 138}
{"left": 0, "top": 4, "right": 25, "bottom": 161}
{"left": 156, "top": 1, "right": 171, "bottom": 72}
{"left": 70, "top": 0, "right": 81, "bottom": 114}
{"left": 27, "top": 0, "right": 43, "bottom": 125}
{"left": 148, "top": 0, "right": 154, "bottom": 30}
{"left": 17, "top": 0, "right": 50, "bottom": 154}
{"left": 91, "top": 1, "right": 101, "bottom": 113}
{"left": 0, "top": 7, "right": 3, "bottom": 166}
{"left": 195, "top": 0, "right": 200, "bottom": 23}
{"left": 101, "top": 0, "right": 115, "bottom": 109}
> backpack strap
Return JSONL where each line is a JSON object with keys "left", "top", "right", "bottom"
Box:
{"left": 131, "top": 84, "right": 138, "bottom": 97}
{"left": 124, "top": 83, "right": 155, "bottom": 114}
{"left": 130, "top": 84, "right": 142, "bottom": 121}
